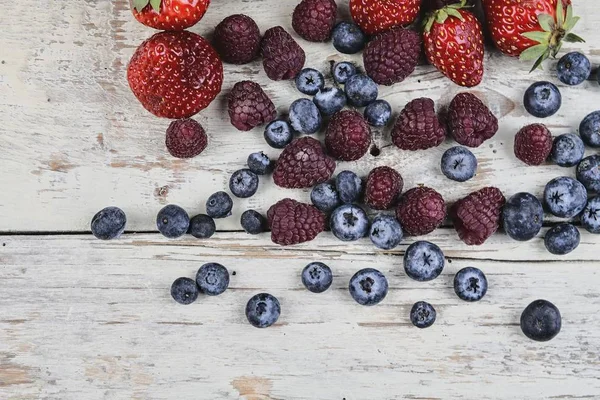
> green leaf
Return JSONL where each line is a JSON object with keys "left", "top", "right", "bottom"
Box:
{"left": 564, "top": 33, "right": 586, "bottom": 43}
{"left": 445, "top": 8, "right": 464, "bottom": 21}
{"left": 149, "top": 0, "right": 161, "bottom": 12}
{"left": 564, "top": 16, "right": 580, "bottom": 32}
{"left": 132, "top": 0, "right": 150, "bottom": 12}
{"left": 521, "top": 31, "right": 551, "bottom": 44}
{"left": 529, "top": 49, "right": 550, "bottom": 73}
{"left": 556, "top": 0, "right": 564, "bottom": 29}
{"left": 537, "top": 14, "right": 554, "bottom": 32}
{"left": 566, "top": 5, "right": 573, "bottom": 25}
{"left": 424, "top": 17, "right": 435, "bottom": 33}
{"left": 519, "top": 43, "right": 548, "bottom": 61}
{"left": 436, "top": 10, "right": 448, "bottom": 24}
{"left": 552, "top": 42, "right": 563, "bottom": 58}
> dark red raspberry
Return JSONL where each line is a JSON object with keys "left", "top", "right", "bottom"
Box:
{"left": 396, "top": 187, "right": 446, "bottom": 236}
{"left": 267, "top": 198, "right": 326, "bottom": 246}
{"left": 292, "top": 0, "right": 337, "bottom": 42}
{"left": 273, "top": 137, "right": 336, "bottom": 189}
{"left": 447, "top": 92, "right": 498, "bottom": 148}
{"left": 363, "top": 28, "right": 421, "bottom": 86}
{"left": 325, "top": 110, "right": 372, "bottom": 161}
{"left": 165, "top": 118, "right": 208, "bottom": 158}
{"left": 391, "top": 98, "right": 446, "bottom": 151}
{"left": 451, "top": 187, "right": 506, "bottom": 245}
{"left": 514, "top": 124, "right": 553, "bottom": 166}
{"left": 227, "top": 81, "right": 277, "bottom": 131}
{"left": 213, "top": 14, "right": 261, "bottom": 64}
{"left": 364, "top": 166, "right": 404, "bottom": 210}
{"left": 261, "top": 27, "right": 306, "bottom": 81}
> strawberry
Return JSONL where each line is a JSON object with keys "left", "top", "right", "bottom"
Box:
{"left": 423, "top": 1, "right": 484, "bottom": 87}
{"left": 350, "top": 0, "right": 422, "bottom": 35}
{"left": 130, "top": 0, "right": 210, "bottom": 31}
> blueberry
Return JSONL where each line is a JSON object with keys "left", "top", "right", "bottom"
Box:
{"left": 91, "top": 206, "right": 126, "bottom": 240}
{"left": 579, "top": 110, "right": 600, "bottom": 147}
{"left": 348, "top": 268, "right": 388, "bottom": 306}
{"left": 245, "top": 293, "right": 281, "bottom": 328}
{"left": 229, "top": 169, "right": 259, "bottom": 198}
{"left": 364, "top": 100, "right": 392, "bottom": 127}
{"left": 543, "top": 176, "right": 588, "bottom": 218}
{"left": 577, "top": 155, "right": 600, "bottom": 192}
{"left": 157, "top": 205, "right": 190, "bottom": 238}
{"left": 523, "top": 81, "right": 561, "bottom": 118}
{"left": 332, "top": 61, "right": 358, "bottom": 84}
{"left": 241, "top": 210, "right": 266, "bottom": 234}
{"left": 247, "top": 152, "right": 272, "bottom": 175}
{"left": 313, "top": 87, "right": 347, "bottom": 116}
{"left": 502, "top": 192, "right": 544, "bottom": 241}
{"left": 330, "top": 204, "right": 370, "bottom": 241}
{"left": 289, "top": 98, "right": 322, "bottom": 134}
{"left": 189, "top": 214, "right": 216, "bottom": 239}
{"left": 551, "top": 133, "right": 585, "bottom": 167}
{"left": 335, "top": 170, "right": 362, "bottom": 203}
{"left": 196, "top": 263, "right": 229, "bottom": 296}
{"left": 311, "top": 182, "right": 341, "bottom": 213}
{"left": 370, "top": 214, "right": 403, "bottom": 250}
{"left": 454, "top": 267, "right": 488, "bottom": 302}
{"left": 410, "top": 301, "right": 436, "bottom": 329}
{"left": 520, "top": 299, "right": 562, "bottom": 342}
{"left": 206, "top": 191, "right": 233, "bottom": 219}
{"left": 295, "top": 68, "right": 325, "bottom": 96}
{"left": 440, "top": 146, "right": 477, "bottom": 182}
{"left": 345, "top": 74, "right": 378, "bottom": 107}
{"left": 331, "top": 22, "right": 366, "bottom": 54}
{"left": 544, "top": 223, "right": 580, "bottom": 255}
{"left": 170, "top": 277, "right": 199, "bottom": 305}
{"left": 581, "top": 196, "right": 600, "bottom": 234}
{"left": 301, "top": 262, "right": 333, "bottom": 293}
{"left": 404, "top": 241, "right": 445, "bottom": 282}
{"left": 557, "top": 52, "right": 591, "bottom": 86}
{"left": 264, "top": 120, "right": 294, "bottom": 149}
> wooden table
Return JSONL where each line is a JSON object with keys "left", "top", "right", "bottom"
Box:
{"left": 1, "top": 0, "right": 600, "bottom": 398}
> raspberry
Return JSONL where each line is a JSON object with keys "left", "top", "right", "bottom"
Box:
{"left": 325, "top": 110, "right": 372, "bottom": 161}
{"left": 261, "top": 27, "right": 306, "bottom": 81}
{"left": 447, "top": 93, "right": 498, "bottom": 148}
{"left": 514, "top": 124, "right": 553, "bottom": 166}
{"left": 213, "top": 14, "right": 261, "bottom": 64}
{"left": 391, "top": 98, "right": 446, "bottom": 151}
{"left": 273, "top": 137, "right": 336, "bottom": 189}
{"left": 165, "top": 119, "right": 208, "bottom": 158}
{"left": 396, "top": 187, "right": 447, "bottom": 236}
{"left": 228, "top": 81, "right": 277, "bottom": 131}
{"left": 292, "top": 0, "right": 337, "bottom": 42}
{"left": 363, "top": 28, "right": 421, "bottom": 86}
{"left": 364, "top": 166, "right": 404, "bottom": 210}
{"left": 451, "top": 187, "right": 506, "bottom": 245}
{"left": 267, "top": 198, "right": 326, "bottom": 245}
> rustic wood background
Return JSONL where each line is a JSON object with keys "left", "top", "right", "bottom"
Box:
{"left": 1, "top": 0, "right": 599, "bottom": 398}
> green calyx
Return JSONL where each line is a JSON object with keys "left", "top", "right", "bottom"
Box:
{"left": 519, "top": 2, "right": 585, "bottom": 72}
{"left": 132, "top": 0, "right": 161, "bottom": 13}
{"left": 423, "top": 0, "right": 469, "bottom": 33}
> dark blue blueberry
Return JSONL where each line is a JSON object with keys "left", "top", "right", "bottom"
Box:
{"left": 502, "top": 192, "right": 544, "bottom": 241}
{"left": 551, "top": 133, "right": 585, "bottom": 167}
{"left": 520, "top": 299, "right": 561, "bottom": 342}
{"left": 543, "top": 176, "right": 587, "bottom": 218}
{"left": 295, "top": 68, "right": 325, "bottom": 95}
{"left": 332, "top": 22, "right": 367, "bottom": 54}
{"left": 557, "top": 52, "right": 591, "bottom": 86}
{"left": 91, "top": 206, "right": 126, "bottom": 240}
{"left": 157, "top": 205, "right": 190, "bottom": 238}
{"left": 335, "top": 170, "right": 362, "bottom": 203}
{"left": 245, "top": 293, "right": 281, "bottom": 328}
{"left": 454, "top": 267, "right": 488, "bottom": 302}
{"left": 196, "top": 263, "right": 229, "bottom": 296}
{"left": 289, "top": 98, "right": 322, "bottom": 134}
{"left": 301, "top": 262, "right": 333, "bottom": 293}
{"left": 264, "top": 120, "right": 294, "bottom": 149}
{"left": 229, "top": 169, "right": 259, "bottom": 198}
{"left": 576, "top": 155, "right": 600, "bottom": 192}
{"left": 170, "top": 277, "right": 199, "bottom": 305}
{"left": 240, "top": 210, "right": 266, "bottom": 235}
{"left": 330, "top": 204, "right": 370, "bottom": 242}
{"left": 523, "top": 81, "right": 561, "bottom": 118}
{"left": 332, "top": 61, "right": 357, "bottom": 84}
{"left": 310, "top": 182, "right": 341, "bottom": 213}
{"left": 188, "top": 214, "right": 216, "bottom": 239}
{"left": 370, "top": 214, "right": 403, "bottom": 250}
{"left": 404, "top": 241, "right": 445, "bottom": 282}
{"left": 440, "top": 146, "right": 477, "bottom": 182}
{"left": 581, "top": 196, "right": 600, "bottom": 234}
{"left": 410, "top": 301, "right": 436, "bottom": 329}
{"left": 313, "top": 87, "right": 347, "bottom": 116}
{"left": 364, "top": 100, "right": 392, "bottom": 127}
{"left": 544, "top": 223, "right": 580, "bottom": 255}
{"left": 345, "top": 74, "right": 378, "bottom": 107}
{"left": 349, "top": 268, "right": 388, "bottom": 306}
{"left": 579, "top": 111, "right": 600, "bottom": 147}
{"left": 247, "top": 152, "right": 272, "bottom": 175}
{"left": 206, "top": 191, "right": 233, "bottom": 219}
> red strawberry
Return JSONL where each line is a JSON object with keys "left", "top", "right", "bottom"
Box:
{"left": 130, "top": 0, "right": 210, "bottom": 31}
{"left": 423, "top": 3, "right": 484, "bottom": 87}
{"left": 350, "top": 0, "right": 422, "bottom": 35}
